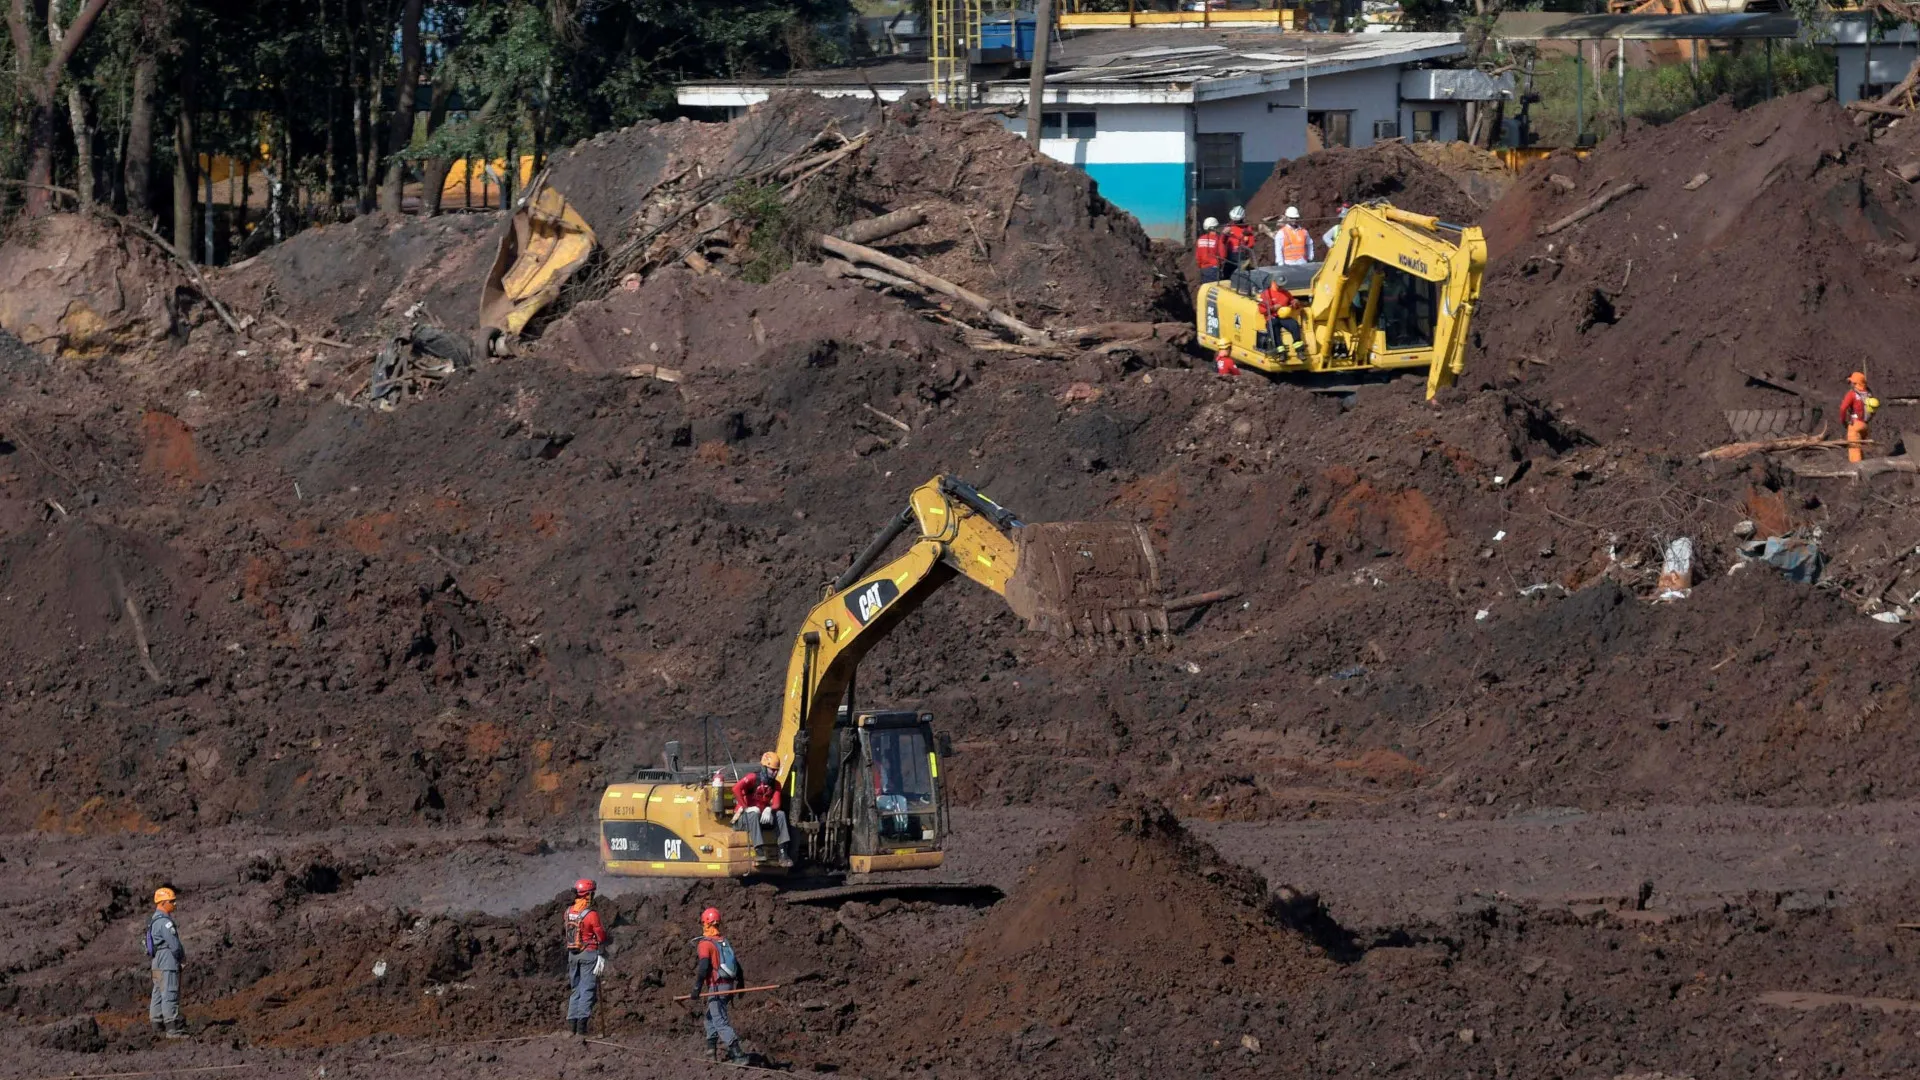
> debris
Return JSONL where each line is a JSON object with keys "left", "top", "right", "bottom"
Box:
{"left": 477, "top": 174, "right": 596, "bottom": 345}
{"left": 1899, "top": 162, "right": 1920, "bottom": 184}
{"left": 1492, "top": 530, "right": 1506, "bottom": 542}
{"left": 1723, "top": 408, "right": 1823, "bottom": 442}
{"left": 1536, "top": 182, "right": 1643, "bottom": 237}
{"left": 1737, "top": 534, "right": 1826, "bottom": 584}
{"left": 1517, "top": 583, "right": 1568, "bottom": 597}
{"left": 861, "top": 403, "right": 912, "bottom": 432}
{"left": 1330, "top": 665, "right": 1367, "bottom": 680}
{"left": 833, "top": 208, "right": 926, "bottom": 246}
{"left": 373, "top": 960, "right": 389, "bottom": 978}
{"left": 1655, "top": 538, "right": 1694, "bottom": 601}
{"left": 361, "top": 323, "right": 473, "bottom": 410}
{"left": 1548, "top": 174, "right": 1577, "bottom": 192}
{"left": 1163, "top": 587, "right": 1242, "bottom": 613}
{"left": 623, "top": 364, "right": 684, "bottom": 383}
{"left": 1475, "top": 609, "right": 1491, "bottom": 622}
{"left": 1683, "top": 173, "right": 1712, "bottom": 191}
{"left": 1698, "top": 432, "right": 1839, "bottom": 461}
{"left": 1239, "top": 1034, "right": 1262, "bottom": 1054}
{"left": 1732, "top": 520, "right": 1756, "bottom": 539}
{"left": 816, "top": 233, "right": 1050, "bottom": 345}
{"left": 1872, "top": 611, "right": 1904, "bottom": 624}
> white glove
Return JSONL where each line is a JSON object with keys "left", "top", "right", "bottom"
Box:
{"left": 730, "top": 807, "right": 745, "bottom": 826}
{"left": 759, "top": 806, "right": 774, "bottom": 825}
{"left": 592, "top": 955, "right": 607, "bottom": 976}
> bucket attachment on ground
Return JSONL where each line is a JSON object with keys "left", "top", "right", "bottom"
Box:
{"left": 1006, "top": 521, "right": 1168, "bottom": 637}
{"left": 478, "top": 173, "right": 596, "bottom": 347}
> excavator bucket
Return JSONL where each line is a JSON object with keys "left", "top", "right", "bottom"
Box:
{"left": 1005, "top": 522, "right": 1169, "bottom": 638}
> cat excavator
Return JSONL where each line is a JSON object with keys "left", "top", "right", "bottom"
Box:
{"left": 1196, "top": 201, "right": 1488, "bottom": 399}
{"left": 597, "top": 475, "right": 1166, "bottom": 880}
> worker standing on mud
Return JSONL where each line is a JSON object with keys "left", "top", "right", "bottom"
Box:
{"left": 733, "top": 753, "right": 793, "bottom": 866}
{"left": 1276, "top": 207, "right": 1315, "bottom": 266}
{"left": 564, "top": 878, "right": 608, "bottom": 1036}
{"left": 1841, "top": 371, "right": 1878, "bottom": 464}
{"left": 1194, "top": 218, "right": 1225, "bottom": 283}
{"left": 691, "top": 907, "right": 748, "bottom": 1062}
{"left": 145, "top": 887, "right": 187, "bottom": 1039}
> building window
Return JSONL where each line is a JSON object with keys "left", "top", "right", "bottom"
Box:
{"left": 1038, "top": 111, "right": 1097, "bottom": 139}
{"left": 1197, "top": 133, "right": 1242, "bottom": 190}
{"left": 1307, "top": 110, "right": 1352, "bottom": 149}
{"left": 1411, "top": 110, "right": 1442, "bottom": 143}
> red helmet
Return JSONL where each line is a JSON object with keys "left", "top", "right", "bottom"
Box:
{"left": 701, "top": 906, "right": 722, "bottom": 927}
{"left": 574, "top": 878, "right": 596, "bottom": 897}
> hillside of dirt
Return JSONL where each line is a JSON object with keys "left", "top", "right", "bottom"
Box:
{"left": 1245, "top": 138, "right": 1489, "bottom": 235}
{"left": 1477, "top": 86, "right": 1920, "bottom": 447}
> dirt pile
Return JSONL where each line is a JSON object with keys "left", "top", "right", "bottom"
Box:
{"left": 0, "top": 214, "right": 189, "bottom": 358}
{"left": 1245, "top": 139, "right": 1488, "bottom": 235}
{"left": 873, "top": 798, "right": 1335, "bottom": 1076}
{"left": 1474, "top": 86, "right": 1920, "bottom": 446}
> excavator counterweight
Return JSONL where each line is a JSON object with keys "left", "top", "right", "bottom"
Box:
{"left": 598, "top": 476, "right": 1165, "bottom": 881}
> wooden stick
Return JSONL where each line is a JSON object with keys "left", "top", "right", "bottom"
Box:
{"left": 861, "top": 403, "right": 911, "bottom": 432}
{"left": 1846, "top": 101, "right": 1915, "bottom": 119}
{"left": 816, "top": 233, "right": 1050, "bottom": 344}
{"left": 834, "top": 207, "right": 925, "bottom": 245}
{"left": 1537, "top": 182, "right": 1643, "bottom": 237}
{"left": 1696, "top": 432, "right": 1838, "bottom": 461}
{"left": 672, "top": 983, "right": 781, "bottom": 1002}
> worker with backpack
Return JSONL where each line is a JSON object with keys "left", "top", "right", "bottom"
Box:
{"left": 690, "top": 906, "right": 748, "bottom": 1062}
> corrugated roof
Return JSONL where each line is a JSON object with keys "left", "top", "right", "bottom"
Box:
{"left": 1493, "top": 12, "right": 1799, "bottom": 40}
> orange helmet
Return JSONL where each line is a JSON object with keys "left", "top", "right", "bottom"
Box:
{"left": 701, "top": 906, "right": 722, "bottom": 927}
{"left": 1850, "top": 371, "right": 1870, "bottom": 389}
{"left": 153, "top": 887, "right": 177, "bottom": 906}
{"left": 760, "top": 751, "right": 779, "bottom": 770}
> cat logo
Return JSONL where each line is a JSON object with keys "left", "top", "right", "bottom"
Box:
{"left": 1397, "top": 253, "right": 1430, "bottom": 276}
{"left": 846, "top": 578, "right": 901, "bottom": 626}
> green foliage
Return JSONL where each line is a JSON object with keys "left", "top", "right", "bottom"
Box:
{"left": 722, "top": 174, "right": 851, "bottom": 283}
{"left": 1520, "top": 44, "right": 1836, "bottom": 146}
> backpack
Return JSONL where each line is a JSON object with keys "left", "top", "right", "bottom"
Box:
{"left": 709, "top": 936, "right": 739, "bottom": 982}
{"left": 143, "top": 912, "right": 161, "bottom": 958}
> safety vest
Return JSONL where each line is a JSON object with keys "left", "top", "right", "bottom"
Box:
{"left": 1277, "top": 225, "right": 1311, "bottom": 264}
{"left": 1195, "top": 231, "right": 1223, "bottom": 269}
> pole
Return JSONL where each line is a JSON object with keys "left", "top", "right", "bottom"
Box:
{"left": 1766, "top": 37, "right": 1775, "bottom": 100}
{"left": 1616, "top": 35, "right": 1626, "bottom": 132}
{"left": 1025, "top": 0, "right": 1054, "bottom": 143}
{"left": 672, "top": 984, "right": 782, "bottom": 1002}
{"left": 1575, "top": 43, "right": 1584, "bottom": 144}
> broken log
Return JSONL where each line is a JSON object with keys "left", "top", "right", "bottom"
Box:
{"left": 1847, "top": 101, "right": 1916, "bottom": 119}
{"left": 1853, "top": 57, "right": 1920, "bottom": 127}
{"left": 1683, "top": 172, "right": 1711, "bottom": 191}
{"left": 1783, "top": 456, "right": 1914, "bottom": 480}
{"left": 816, "top": 233, "right": 1050, "bottom": 345}
{"left": 1537, "top": 182, "right": 1643, "bottom": 237}
{"left": 823, "top": 256, "right": 923, "bottom": 294}
{"left": 1697, "top": 433, "right": 1839, "bottom": 461}
{"left": 834, "top": 208, "right": 926, "bottom": 246}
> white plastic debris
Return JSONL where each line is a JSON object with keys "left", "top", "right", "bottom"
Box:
{"left": 1475, "top": 609, "right": 1491, "bottom": 622}
{"left": 1517, "top": 583, "right": 1568, "bottom": 597}
{"left": 373, "top": 960, "right": 389, "bottom": 978}
{"left": 1656, "top": 538, "right": 1694, "bottom": 601}
{"left": 1873, "top": 611, "right": 1905, "bottom": 624}
{"left": 1492, "top": 475, "right": 1506, "bottom": 487}
{"left": 1492, "top": 530, "right": 1507, "bottom": 542}
{"left": 1184, "top": 661, "right": 1201, "bottom": 674}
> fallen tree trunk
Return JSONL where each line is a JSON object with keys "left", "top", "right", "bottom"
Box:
{"left": 834, "top": 208, "right": 925, "bottom": 246}
{"left": 1784, "top": 456, "right": 1916, "bottom": 480}
{"left": 824, "top": 257, "right": 924, "bottom": 293}
{"left": 1847, "top": 101, "right": 1915, "bottom": 119}
{"left": 1537, "top": 182, "right": 1643, "bottom": 237}
{"left": 817, "top": 233, "right": 1050, "bottom": 344}
{"left": 1697, "top": 432, "right": 1837, "bottom": 461}
{"left": 1854, "top": 55, "right": 1920, "bottom": 127}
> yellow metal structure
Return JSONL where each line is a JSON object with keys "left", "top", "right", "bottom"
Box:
{"left": 600, "top": 475, "right": 1163, "bottom": 879}
{"left": 477, "top": 174, "right": 596, "bottom": 340}
{"left": 1196, "top": 201, "right": 1488, "bottom": 399}
{"left": 930, "top": 0, "right": 985, "bottom": 106}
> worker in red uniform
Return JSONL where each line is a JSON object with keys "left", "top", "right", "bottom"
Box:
{"left": 1194, "top": 217, "right": 1225, "bottom": 284}
{"left": 1841, "top": 370, "right": 1878, "bottom": 463}
{"left": 564, "top": 878, "right": 608, "bottom": 1036}
{"left": 1222, "top": 206, "right": 1256, "bottom": 277}
{"left": 691, "top": 907, "right": 748, "bottom": 1062}
{"left": 1258, "top": 280, "right": 1305, "bottom": 360}
{"left": 732, "top": 753, "right": 792, "bottom": 867}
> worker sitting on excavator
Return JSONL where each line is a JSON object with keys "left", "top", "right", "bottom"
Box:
{"left": 1258, "top": 279, "right": 1305, "bottom": 360}
{"left": 732, "top": 754, "right": 792, "bottom": 867}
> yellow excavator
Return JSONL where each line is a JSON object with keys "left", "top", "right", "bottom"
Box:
{"left": 597, "top": 475, "right": 1166, "bottom": 880}
{"left": 1196, "top": 201, "right": 1488, "bottom": 399}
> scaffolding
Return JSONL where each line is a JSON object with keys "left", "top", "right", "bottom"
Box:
{"left": 929, "top": 0, "right": 985, "bottom": 106}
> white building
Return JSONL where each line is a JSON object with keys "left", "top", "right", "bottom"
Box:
{"left": 1823, "top": 15, "right": 1919, "bottom": 104}
{"left": 678, "top": 29, "right": 1510, "bottom": 241}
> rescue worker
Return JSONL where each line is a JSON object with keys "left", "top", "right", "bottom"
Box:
{"left": 1276, "top": 206, "right": 1315, "bottom": 266}
{"left": 1258, "top": 279, "right": 1305, "bottom": 360}
{"left": 1222, "top": 206, "right": 1256, "bottom": 277}
{"left": 146, "top": 887, "right": 187, "bottom": 1039}
{"left": 1841, "top": 370, "right": 1879, "bottom": 464}
{"left": 1214, "top": 349, "right": 1239, "bottom": 378}
{"left": 1322, "top": 202, "right": 1351, "bottom": 250}
{"left": 563, "top": 878, "right": 608, "bottom": 1037}
{"left": 1194, "top": 217, "right": 1225, "bottom": 284}
{"left": 732, "top": 757, "right": 793, "bottom": 867}
{"left": 691, "top": 907, "right": 747, "bottom": 1062}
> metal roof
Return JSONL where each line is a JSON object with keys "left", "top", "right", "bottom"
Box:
{"left": 1492, "top": 12, "right": 1799, "bottom": 40}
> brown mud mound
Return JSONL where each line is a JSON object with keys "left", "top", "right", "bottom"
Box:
{"left": 873, "top": 799, "right": 1337, "bottom": 1076}
{"left": 1245, "top": 140, "right": 1487, "bottom": 234}
{"left": 0, "top": 214, "right": 187, "bottom": 358}
{"left": 1476, "top": 87, "right": 1920, "bottom": 445}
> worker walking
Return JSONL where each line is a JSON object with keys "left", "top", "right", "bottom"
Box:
{"left": 564, "top": 878, "right": 608, "bottom": 1037}
{"left": 145, "top": 887, "right": 187, "bottom": 1039}
{"left": 733, "top": 752, "right": 793, "bottom": 867}
{"left": 1222, "top": 206, "right": 1256, "bottom": 277}
{"left": 1323, "top": 202, "right": 1352, "bottom": 250}
{"left": 1194, "top": 218, "right": 1225, "bottom": 283}
{"left": 691, "top": 907, "right": 748, "bottom": 1062}
{"left": 1276, "top": 206, "right": 1315, "bottom": 266}
{"left": 1841, "top": 371, "right": 1878, "bottom": 463}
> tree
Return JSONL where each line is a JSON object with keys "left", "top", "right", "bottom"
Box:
{"left": 9, "top": 0, "right": 115, "bottom": 215}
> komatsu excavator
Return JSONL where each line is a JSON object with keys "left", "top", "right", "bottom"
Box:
{"left": 597, "top": 476, "right": 1164, "bottom": 880}
{"left": 1195, "top": 201, "right": 1488, "bottom": 399}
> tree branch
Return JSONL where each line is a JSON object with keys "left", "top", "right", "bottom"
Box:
{"left": 8, "top": 0, "right": 31, "bottom": 75}
{"left": 45, "top": 0, "right": 111, "bottom": 87}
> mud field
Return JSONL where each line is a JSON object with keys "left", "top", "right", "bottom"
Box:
{"left": 7, "top": 87, "right": 1920, "bottom": 1079}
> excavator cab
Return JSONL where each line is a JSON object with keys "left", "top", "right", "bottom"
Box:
{"left": 823, "top": 708, "right": 947, "bottom": 874}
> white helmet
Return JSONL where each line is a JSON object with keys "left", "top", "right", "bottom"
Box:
{"left": 1284, "top": 206, "right": 1300, "bottom": 220}
{"left": 1229, "top": 206, "right": 1246, "bottom": 222}
{"left": 1202, "top": 216, "right": 1220, "bottom": 230}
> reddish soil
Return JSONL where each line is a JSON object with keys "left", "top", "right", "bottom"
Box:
{"left": 6, "top": 88, "right": 1920, "bottom": 1078}
{"left": 1245, "top": 138, "right": 1489, "bottom": 235}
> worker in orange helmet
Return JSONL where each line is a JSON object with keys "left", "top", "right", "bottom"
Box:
{"left": 145, "top": 887, "right": 187, "bottom": 1039}
{"left": 691, "top": 906, "right": 748, "bottom": 1062}
{"left": 1840, "top": 371, "right": 1878, "bottom": 464}
{"left": 732, "top": 752, "right": 793, "bottom": 867}
{"left": 564, "top": 878, "right": 608, "bottom": 1036}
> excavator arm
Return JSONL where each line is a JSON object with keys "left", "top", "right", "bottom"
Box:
{"left": 771, "top": 475, "right": 1162, "bottom": 816}
{"left": 1305, "top": 203, "right": 1488, "bottom": 400}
